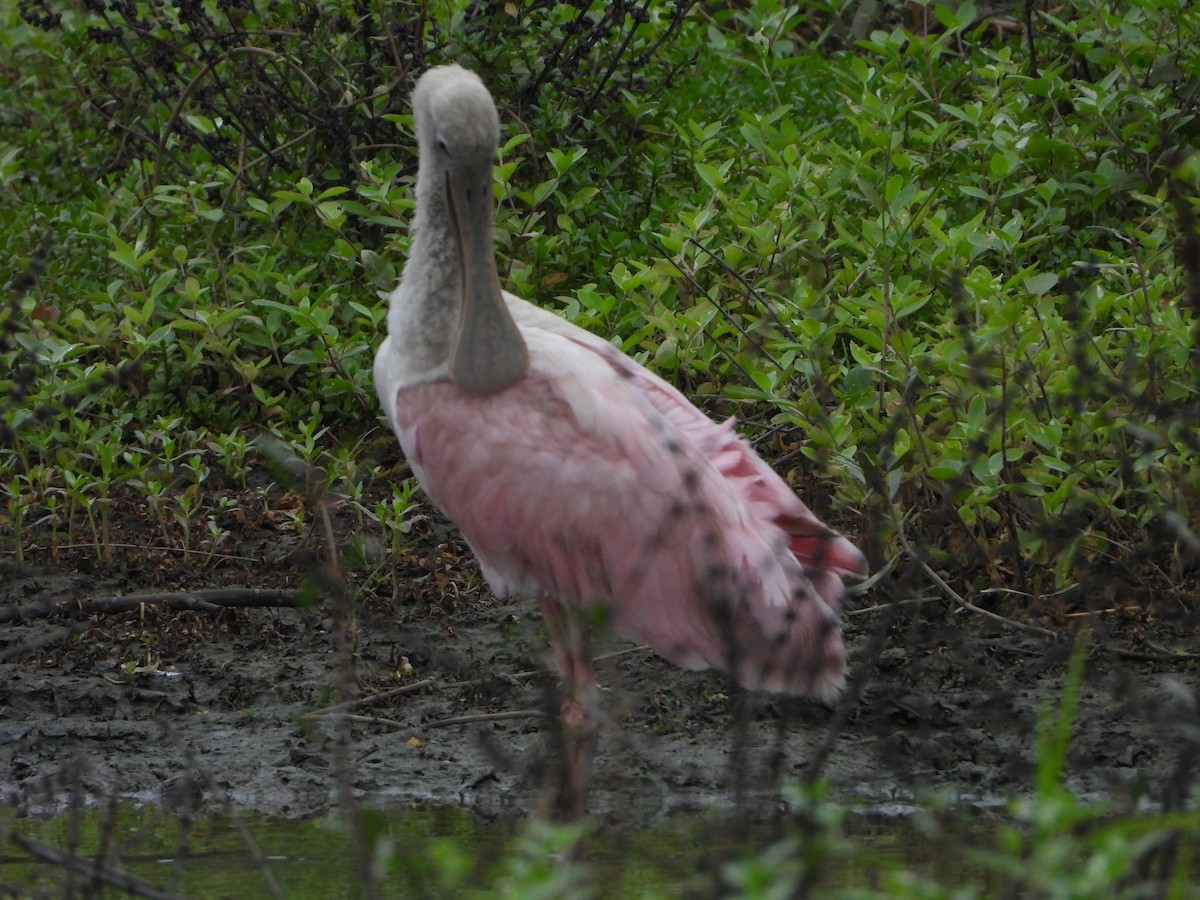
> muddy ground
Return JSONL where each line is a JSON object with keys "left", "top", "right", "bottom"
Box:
{"left": 2, "top": 467, "right": 1199, "bottom": 828}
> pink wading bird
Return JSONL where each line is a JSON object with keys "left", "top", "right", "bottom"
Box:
{"left": 373, "top": 65, "right": 868, "bottom": 820}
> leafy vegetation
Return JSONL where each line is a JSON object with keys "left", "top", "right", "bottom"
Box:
{"left": 3, "top": 0, "right": 1197, "bottom": 592}
{"left": 1, "top": 0, "right": 1198, "bottom": 894}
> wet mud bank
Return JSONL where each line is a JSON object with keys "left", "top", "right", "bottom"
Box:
{"left": 3, "top": 536, "right": 1196, "bottom": 827}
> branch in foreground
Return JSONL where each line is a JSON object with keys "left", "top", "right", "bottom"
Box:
{"left": 0, "top": 588, "right": 307, "bottom": 625}
{"left": 8, "top": 832, "right": 181, "bottom": 900}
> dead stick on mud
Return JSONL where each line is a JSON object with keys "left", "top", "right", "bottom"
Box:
{"left": 431, "top": 647, "right": 654, "bottom": 694}
{"left": 9, "top": 833, "right": 182, "bottom": 900}
{"left": 917, "top": 558, "right": 1057, "bottom": 639}
{"left": 338, "top": 713, "right": 413, "bottom": 730}
{"left": 0, "top": 588, "right": 307, "bottom": 624}
{"left": 845, "top": 595, "right": 941, "bottom": 617}
{"left": 425, "top": 710, "right": 542, "bottom": 729}
{"left": 465, "top": 646, "right": 651, "bottom": 684}
{"left": 1062, "top": 606, "right": 1141, "bottom": 618}
{"left": 1, "top": 541, "right": 263, "bottom": 563}
{"left": 1112, "top": 645, "right": 1200, "bottom": 663}
{"left": 1141, "top": 638, "right": 1199, "bottom": 660}
{"left": 298, "top": 678, "right": 439, "bottom": 719}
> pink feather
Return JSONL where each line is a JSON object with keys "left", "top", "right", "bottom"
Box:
{"left": 383, "top": 300, "right": 866, "bottom": 698}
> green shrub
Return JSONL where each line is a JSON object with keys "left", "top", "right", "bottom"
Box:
{"left": 2, "top": 0, "right": 1198, "bottom": 597}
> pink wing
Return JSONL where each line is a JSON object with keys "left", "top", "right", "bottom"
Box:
{"left": 505, "top": 299, "right": 868, "bottom": 591}
{"left": 555, "top": 329, "right": 866, "bottom": 585}
{"left": 386, "top": 319, "right": 864, "bottom": 697}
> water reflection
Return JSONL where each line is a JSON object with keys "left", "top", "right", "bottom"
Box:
{"left": 0, "top": 801, "right": 997, "bottom": 896}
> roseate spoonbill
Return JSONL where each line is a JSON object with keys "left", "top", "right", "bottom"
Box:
{"left": 373, "top": 65, "right": 867, "bottom": 819}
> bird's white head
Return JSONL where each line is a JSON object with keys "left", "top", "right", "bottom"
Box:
{"left": 397, "top": 65, "right": 527, "bottom": 395}
{"left": 412, "top": 65, "right": 501, "bottom": 168}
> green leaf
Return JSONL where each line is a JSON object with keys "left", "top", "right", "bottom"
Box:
{"left": 499, "top": 132, "right": 531, "bottom": 155}
{"left": 928, "top": 464, "right": 962, "bottom": 480}
{"left": 149, "top": 269, "right": 178, "bottom": 300}
{"left": 935, "top": 0, "right": 977, "bottom": 30}
{"left": 361, "top": 249, "right": 396, "bottom": 291}
{"left": 547, "top": 147, "right": 586, "bottom": 177}
{"left": 1024, "top": 273, "right": 1059, "bottom": 296}
{"left": 283, "top": 348, "right": 324, "bottom": 366}
{"left": 841, "top": 366, "right": 878, "bottom": 397}
{"left": 966, "top": 396, "right": 986, "bottom": 433}
{"left": 695, "top": 162, "right": 727, "bottom": 191}
{"left": 988, "top": 152, "right": 1014, "bottom": 178}
{"left": 184, "top": 114, "right": 215, "bottom": 135}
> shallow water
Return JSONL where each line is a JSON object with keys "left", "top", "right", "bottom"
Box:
{"left": 0, "top": 802, "right": 1001, "bottom": 897}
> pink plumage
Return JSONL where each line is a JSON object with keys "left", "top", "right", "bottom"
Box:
{"left": 385, "top": 302, "right": 865, "bottom": 697}
{"left": 373, "top": 65, "right": 866, "bottom": 816}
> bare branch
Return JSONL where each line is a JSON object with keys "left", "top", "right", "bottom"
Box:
{"left": 8, "top": 833, "right": 181, "bottom": 900}
{"left": 0, "top": 588, "right": 308, "bottom": 625}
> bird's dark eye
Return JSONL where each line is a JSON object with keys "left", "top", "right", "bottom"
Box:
{"left": 436, "top": 137, "right": 449, "bottom": 154}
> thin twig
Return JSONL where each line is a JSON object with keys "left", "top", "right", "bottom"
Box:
{"left": 1062, "top": 606, "right": 1141, "bottom": 618}
{"left": 594, "top": 645, "right": 652, "bottom": 663}
{"left": 684, "top": 236, "right": 803, "bottom": 361}
{"left": 1141, "top": 638, "right": 1199, "bottom": 661}
{"left": 844, "top": 555, "right": 897, "bottom": 595}
{"left": 0, "top": 588, "right": 307, "bottom": 625}
{"left": 337, "top": 713, "right": 411, "bottom": 730}
{"left": 893, "top": 513, "right": 1059, "bottom": 639}
{"left": 182, "top": 767, "right": 284, "bottom": 900}
{"left": 437, "top": 646, "right": 653, "bottom": 692}
{"left": 298, "top": 678, "right": 438, "bottom": 719}
{"left": 805, "top": 603, "right": 896, "bottom": 785}
{"left": 978, "top": 584, "right": 1080, "bottom": 600}
{"left": 1111, "top": 647, "right": 1200, "bottom": 664}
{"left": 0, "top": 542, "right": 262, "bottom": 562}
{"left": 845, "top": 595, "right": 941, "bottom": 617}
{"left": 425, "top": 710, "right": 542, "bottom": 730}
{"left": 651, "top": 244, "right": 765, "bottom": 387}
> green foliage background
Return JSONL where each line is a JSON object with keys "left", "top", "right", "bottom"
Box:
{"left": 3, "top": 0, "right": 1198, "bottom": 597}
{"left": 1, "top": 0, "right": 1199, "bottom": 894}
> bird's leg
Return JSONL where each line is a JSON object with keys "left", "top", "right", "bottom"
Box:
{"left": 537, "top": 594, "right": 598, "bottom": 822}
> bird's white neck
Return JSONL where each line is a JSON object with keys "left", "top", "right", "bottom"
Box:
{"left": 381, "top": 65, "right": 528, "bottom": 395}
{"left": 388, "top": 152, "right": 528, "bottom": 394}
{"left": 385, "top": 164, "right": 462, "bottom": 383}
